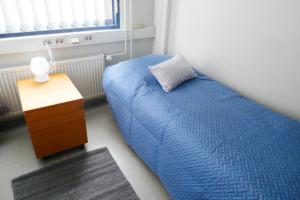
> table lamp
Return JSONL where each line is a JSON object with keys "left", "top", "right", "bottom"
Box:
{"left": 30, "top": 57, "right": 50, "bottom": 83}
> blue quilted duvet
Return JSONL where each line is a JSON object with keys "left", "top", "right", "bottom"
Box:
{"left": 103, "top": 55, "right": 300, "bottom": 200}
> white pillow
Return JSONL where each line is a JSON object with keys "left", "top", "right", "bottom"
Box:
{"left": 148, "top": 54, "right": 197, "bottom": 92}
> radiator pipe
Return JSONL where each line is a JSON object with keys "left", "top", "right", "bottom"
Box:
{"left": 106, "top": 0, "right": 133, "bottom": 61}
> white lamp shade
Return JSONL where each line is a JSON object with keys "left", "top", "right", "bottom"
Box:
{"left": 30, "top": 57, "right": 50, "bottom": 83}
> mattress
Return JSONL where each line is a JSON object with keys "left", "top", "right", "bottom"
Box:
{"left": 103, "top": 55, "right": 300, "bottom": 200}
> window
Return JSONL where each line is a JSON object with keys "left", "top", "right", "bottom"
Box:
{"left": 0, "top": 0, "right": 120, "bottom": 38}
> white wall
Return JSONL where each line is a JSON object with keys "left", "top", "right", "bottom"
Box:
{"left": 131, "top": 0, "right": 154, "bottom": 26}
{"left": 0, "top": 0, "right": 155, "bottom": 68}
{"left": 162, "top": 0, "right": 300, "bottom": 121}
{"left": 0, "top": 39, "right": 154, "bottom": 68}
{"left": 153, "top": 0, "right": 171, "bottom": 54}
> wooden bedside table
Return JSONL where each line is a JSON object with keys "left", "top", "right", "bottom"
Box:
{"left": 17, "top": 74, "right": 88, "bottom": 158}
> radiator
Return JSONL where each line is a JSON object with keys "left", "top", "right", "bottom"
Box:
{"left": 0, "top": 54, "right": 105, "bottom": 118}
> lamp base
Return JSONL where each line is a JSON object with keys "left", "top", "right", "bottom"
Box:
{"left": 34, "top": 74, "right": 49, "bottom": 83}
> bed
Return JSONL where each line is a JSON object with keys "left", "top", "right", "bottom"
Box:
{"left": 103, "top": 55, "right": 300, "bottom": 200}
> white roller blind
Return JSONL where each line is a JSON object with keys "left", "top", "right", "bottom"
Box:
{"left": 72, "top": 0, "right": 85, "bottom": 28}
{"left": 46, "top": 0, "right": 61, "bottom": 30}
{"left": 104, "top": 0, "right": 112, "bottom": 22}
{"left": 84, "top": 0, "right": 96, "bottom": 27}
{"left": 0, "top": 3, "right": 6, "bottom": 33}
{"left": 31, "top": 0, "right": 48, "bottom": 30}
{"left": 17, "top": 0, "right": 34, "bottom": 32}
{"left": 95, "top": 0, "right": 106, "bottom": 26}
{"left": 0, "top": 0, "right": 115, "bottom": 34}
{"left": 60, "top": 0, "right": 73, "bottom": 29}
{"left": 1, "top": 0, "right": 20, "bottom": 33}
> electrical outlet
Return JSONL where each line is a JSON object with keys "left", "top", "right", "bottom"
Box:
{"left": 84, "top": 35, "right": 93, "bottom": 42}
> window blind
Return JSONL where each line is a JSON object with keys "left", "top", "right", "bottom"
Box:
{"left": 0, "top": 0, "right": 114, "bottom": 34}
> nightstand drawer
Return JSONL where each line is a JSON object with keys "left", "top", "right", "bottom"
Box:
{"left": 17, "top": 74, "right": 88, "bottom": 158}
{"left": 28, "top": 110, "right": 85, "bottom": 132}
{"left": 30, "top": 120, "right": 88, "bottom": 158}
{"left": 24, "top": 100, "right": 83, "bottom": 123}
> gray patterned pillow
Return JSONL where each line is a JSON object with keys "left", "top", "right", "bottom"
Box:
{"left": 148, "top": 54, "right": 197, "bottom": 92}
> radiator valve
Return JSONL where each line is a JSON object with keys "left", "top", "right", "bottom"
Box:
{"left": 105, "top": 55, "right": 113, "bottom": 61}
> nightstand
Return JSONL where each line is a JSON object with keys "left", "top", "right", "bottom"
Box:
{"left": 17, "top": 74, "right": 88, "bottom": 158}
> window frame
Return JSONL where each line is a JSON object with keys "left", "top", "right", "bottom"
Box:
{"left": 0, "top": 0, "right": 120, "bottom": 39}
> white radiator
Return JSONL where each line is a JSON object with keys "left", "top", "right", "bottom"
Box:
{"left": 0, "top": 54, "right": 105, "bottom": 118}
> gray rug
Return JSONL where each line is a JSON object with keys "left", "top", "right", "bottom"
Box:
{"left": 12, "top": 148, "right": 140, "bottom": 200}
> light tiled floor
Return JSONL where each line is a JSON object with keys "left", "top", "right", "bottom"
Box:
{"left": 0, "top": 100, "right": 171, "bottom": 200}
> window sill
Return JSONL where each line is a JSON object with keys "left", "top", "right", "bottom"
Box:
{"left": 0, "top": 26, "right": 156, "bottom": 55}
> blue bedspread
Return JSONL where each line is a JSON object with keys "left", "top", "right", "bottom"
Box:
{"left": 103, "top": 55, "right": 300, "bottom": 200}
